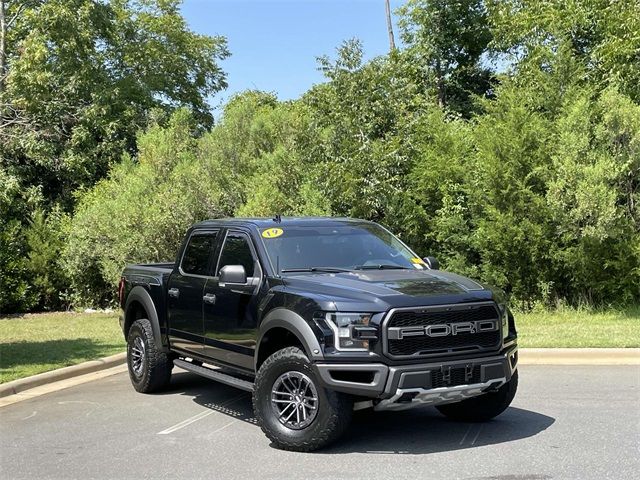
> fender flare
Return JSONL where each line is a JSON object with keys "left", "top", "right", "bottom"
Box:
{"left": 123, "top": 286, "right": 168, "bottom": 352}
{"left": 255, "top": 308, "right": 324, "bottom": 370}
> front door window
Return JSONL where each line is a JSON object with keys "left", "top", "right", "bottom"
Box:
{"left": 217, "top": 234, "right": 256, "bottom": 277}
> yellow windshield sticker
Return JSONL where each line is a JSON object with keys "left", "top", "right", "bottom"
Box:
{"left": 262, "top": 228, "right": 283, "bottom": 239}
{"left": 411, "top": 257, "right": 426, "bottom": 269}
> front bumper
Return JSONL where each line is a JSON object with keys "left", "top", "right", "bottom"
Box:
{"left": 313, "top": 345, "right": 518, "bottom": 409}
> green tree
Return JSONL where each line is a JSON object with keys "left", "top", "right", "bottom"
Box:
{"left": 1, "top": 0, "right": 228, "bottom": 312}
{"left": 1, "top": 0, "right": 228, "bottom": 207}
{"left": 64, "top": 93, "right": 329, "bottom": 305}
{"left": 0, "top": 165, "right": 41, "bottom": 313}
{"left": 488, "top": 0, "right": 640, "bottom": 102}
{"left": 63, "top": 108, "right": 223, "bottom": 305}
{"left": 546, "top": 87, "right": 640, "bottom": 304}
{"left": 398, "top": 0, "right": 493, "bottom": 113}
{"left": 24, "top": 207, "right": 70, "bottom": 310}
{"left": 305, "top": 39, "right": 420, "bottom": 222}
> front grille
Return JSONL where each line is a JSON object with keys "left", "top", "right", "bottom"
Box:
{"left": 385, "top": 303, "right": 501, "bottom": 358}
{"left": 431, "top": 366, "right": 481, "bottom": 389}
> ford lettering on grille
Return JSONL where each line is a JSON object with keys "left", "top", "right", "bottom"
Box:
{"left": 387, "top": 319, "right": 499, "bottom": 340}
{"left": 384, "top": 303, "right": 503, "bottom": 358}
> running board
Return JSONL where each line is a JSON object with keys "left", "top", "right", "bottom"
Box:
{"left": 174, "top": 359, "right": 254, "bottom": 392}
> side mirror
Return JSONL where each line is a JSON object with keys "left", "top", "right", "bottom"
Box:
{"left": 422, "top": 256, "right": 439, "bottom": 270}
{"left": 219, "top": 265, "right": 247, "bottom": 284}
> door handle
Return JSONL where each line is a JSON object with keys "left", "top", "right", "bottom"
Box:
{"left": 203, "top": 293, "right": 216, "bottom": 305}
{"left": 168, "top": 288, "right": 180, "bottom": 298}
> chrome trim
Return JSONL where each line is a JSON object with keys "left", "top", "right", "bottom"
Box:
{"left": 374, "top": 377, "right": 507, "bottom": 411}
{"left": 381, "top": 301, "right": 502, "bottom": 360}
{"left": 503, "top": 338, "right": 518, "bottom": 349}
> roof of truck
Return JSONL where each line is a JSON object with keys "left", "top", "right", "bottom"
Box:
{"left": 192, "top": 217, "right": 373, "bottom": 229}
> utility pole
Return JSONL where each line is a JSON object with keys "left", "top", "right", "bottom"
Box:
{"left": 384, "top": 0, "right": 396, "bottom": 52}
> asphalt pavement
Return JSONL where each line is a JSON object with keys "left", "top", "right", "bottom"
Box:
{"left": 1, "top": 365, "right": 638, "bottom": 480}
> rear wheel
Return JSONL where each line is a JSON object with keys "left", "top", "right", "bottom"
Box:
{"left": 436, "top": 369, "right": 518, "bottom": 422}
{"left": 127, "top": 318, "right": 172, "bottom": 393}
{"left": 253, "top": 347, "right": 352, "bottom": 451}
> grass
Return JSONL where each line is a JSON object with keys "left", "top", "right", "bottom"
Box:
{"left": 0, "top": 311, "right": 124, "bottom": 384}
{"left": 0, "top": 306, "right": 638, "bottom": 384}
{"left": 515, "top": 306, "right": 640, "bottom": 348}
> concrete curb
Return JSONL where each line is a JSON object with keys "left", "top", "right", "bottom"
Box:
{"left": 0, "top": 352, "right": 126, "bottom": 398}
{"left": 519, "top": 348, "right": 640, "bottom": 365}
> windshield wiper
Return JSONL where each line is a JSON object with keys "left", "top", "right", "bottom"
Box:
{"left": 281, "top": 267, "right": 352, "bottom": 274}
{"left": 353, "top": 264, "right": 412, "bottom": 270}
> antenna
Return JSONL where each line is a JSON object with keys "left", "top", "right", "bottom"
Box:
{"left": 273, "top": 214, "right": 282, "bottom": 223}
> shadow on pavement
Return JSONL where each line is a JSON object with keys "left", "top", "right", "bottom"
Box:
{"left": 164, "top": 370, "right": 555, "bottom": 454}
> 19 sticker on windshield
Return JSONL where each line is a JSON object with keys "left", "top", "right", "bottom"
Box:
{"left": 410, "top": 257, "right": 426, "bottom": 269}
{"left": 262, "top": 228, "right": 283, "bottom": 239}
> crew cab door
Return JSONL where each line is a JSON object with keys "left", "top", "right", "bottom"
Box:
{"left": 202, "top": 229, "right": 262, "bottom": 371}
{"left": 167, "top": 229, "right": 220, "bottom": 356}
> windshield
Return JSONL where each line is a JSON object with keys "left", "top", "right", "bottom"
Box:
{"left": 259, "top": 223, "right": 426, "bottom": 274}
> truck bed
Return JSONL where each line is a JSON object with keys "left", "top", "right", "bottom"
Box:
{"left": 122, "top": 263, "right": 174, "bottom": 285}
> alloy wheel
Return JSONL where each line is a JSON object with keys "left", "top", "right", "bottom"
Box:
{"left": 270, "top": 371, "right": 319, "bottom": 429}
{"left": 131, "top": 336, "right": 146, "bottom": 377}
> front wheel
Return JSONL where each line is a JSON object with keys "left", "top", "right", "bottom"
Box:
{"left": 436, "top": 369, "right": 518, "bottom": 422}
{"left": 253, "top": 347, "right": 352, "bottom": 452}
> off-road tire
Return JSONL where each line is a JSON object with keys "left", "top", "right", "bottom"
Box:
{"left": 127, "top": 318, "right": 172, "bottom": 393}
{"left": 253, "top": 347, "right": 352, "bottom": 452}
{"left": 436, "top": 369, "right": 518, "bottom": 422}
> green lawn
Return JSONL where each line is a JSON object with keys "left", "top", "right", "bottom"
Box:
{"left": 0, "top": 311, "right": 124, "bottom": 384}
{"left": 1, "top": 307, "right": 638, "bottom": 384}
{"left": 515, "top": 306, "right": 640, "bottom": 348}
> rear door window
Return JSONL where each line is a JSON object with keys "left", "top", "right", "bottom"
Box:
{"left": 181, "top": 232, "right": 217, "bottom": 276}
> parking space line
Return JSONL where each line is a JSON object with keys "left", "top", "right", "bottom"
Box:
{"left": 157, "top": 394, "right": 246, "bottom": 435}
{"left": 21, "top": 411, "right": 37, "bottom": 420}
{"left": 209, "top": 419, "right": 237, "bottom": 435}
{"left": 470, "top": 425, "right": 483, "bottom": 445}
{"left": 459, "top": 424, "right": 484, "bottom": 446}
{"left": 158, "top": 410, "right": 214, "bottom": 435}
{"left": 459, "top": 425, "right": 472, "bottom": 445}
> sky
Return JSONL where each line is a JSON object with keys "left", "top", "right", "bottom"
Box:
{"left": 180, "top": 0, "right": 406, "bottom": 109}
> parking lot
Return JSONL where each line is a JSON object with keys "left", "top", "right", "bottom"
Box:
{"left": 1, "top": 364, "right": 638, "bottom": 479}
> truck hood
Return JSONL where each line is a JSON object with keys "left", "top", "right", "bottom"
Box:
{"left": 282, "top": 269, "right": 496, "bottom": 312}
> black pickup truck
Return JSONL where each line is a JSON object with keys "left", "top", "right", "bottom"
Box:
{"left": 119, "top": 217, "right": 518, "bottom": 451}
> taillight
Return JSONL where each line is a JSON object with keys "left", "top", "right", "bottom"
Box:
{"left": 118, "top": 277, "right": 125, "bottom": 305}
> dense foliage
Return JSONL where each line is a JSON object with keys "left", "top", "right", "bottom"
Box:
{"left": 0, "top": 0, "right": 228, "bottom": 311}
{"left": 1, "top": 0, "right": 638, "bottom": 312}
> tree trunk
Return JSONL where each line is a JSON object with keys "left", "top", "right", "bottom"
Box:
{"left": 0, "top": 0, "right": 6, "bottom": 94}
{"left": 435, "top": 59, "right": 446, "bottom": 108}
{"left": 384, "top": 0, "right": 396, "bottom": 52}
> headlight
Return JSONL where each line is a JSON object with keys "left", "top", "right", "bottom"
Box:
{"left": 324, "top": 312, "right": 377, "bottom": 351}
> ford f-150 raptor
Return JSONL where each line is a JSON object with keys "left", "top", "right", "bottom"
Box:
{"left": 119, "top": 217, "right": 518, "bottom": 451}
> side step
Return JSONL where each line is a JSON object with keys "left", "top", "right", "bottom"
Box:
{"left": 174, "top": 359, "right": 254, "bottom": 392}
